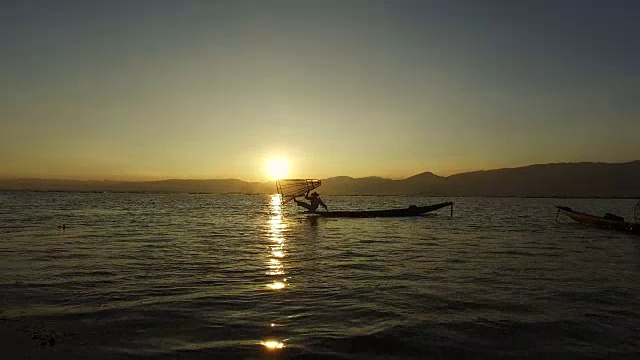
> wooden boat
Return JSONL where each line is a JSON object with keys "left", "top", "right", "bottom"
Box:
{"left": 308, "top": 201, "right": 454, "bottom": 218}
{"left": 555, "top": 205, "right": 639, "bottom": 235}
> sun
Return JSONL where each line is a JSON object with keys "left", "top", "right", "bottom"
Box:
{"left": 265, "top": 157, "right": 289, "bottom": 180}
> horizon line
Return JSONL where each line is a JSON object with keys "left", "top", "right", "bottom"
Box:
{"left": 1, "top": 160, "right": 638, "bottom": 183}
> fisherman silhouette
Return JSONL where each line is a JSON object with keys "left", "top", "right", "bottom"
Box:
{"left": 293, "top": 191, "right": 328, "bottom": 212}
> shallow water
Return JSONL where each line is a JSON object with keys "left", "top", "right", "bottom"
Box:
{"left": 1, "top": 192, "right": 639, "bottom": 359}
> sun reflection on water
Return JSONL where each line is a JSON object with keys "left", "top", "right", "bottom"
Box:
{"left": 267, "top": 258, "right": 284, "bottom": 276}
{"left": 258, "top": 195, "right": 290, "bottom": 350}
{"left": 261, "top": 340, "right": 284, "bottom": 350}
{"left": 266, "top": 281, "right": 286, "bottom": 290}
{"left": 266, "top": 194, "right": 287, "bottom": 290}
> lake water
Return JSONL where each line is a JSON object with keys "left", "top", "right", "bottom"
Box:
{"left": 1, "top": 192, "right": 639, "bottom": 359}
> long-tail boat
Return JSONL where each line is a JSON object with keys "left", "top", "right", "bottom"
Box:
{"left": 555, "top": 203, "right": 639, "bottom": 235}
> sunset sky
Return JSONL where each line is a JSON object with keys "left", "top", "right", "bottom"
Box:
{"left": 2, "top": 0, "right": 639, "bottom": 181}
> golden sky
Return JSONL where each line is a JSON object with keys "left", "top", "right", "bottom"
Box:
{"left": 1, "top": 1, "right": 639, "bottom": 181}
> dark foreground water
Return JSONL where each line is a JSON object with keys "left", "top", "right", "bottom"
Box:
{"left": 1, "top": 192, "right": 639, "bottom": 359}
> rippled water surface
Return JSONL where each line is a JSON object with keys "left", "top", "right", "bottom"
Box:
{"left": 1, "top": 192, "right": 639, "bottom": 359}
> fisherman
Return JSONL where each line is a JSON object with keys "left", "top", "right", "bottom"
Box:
{"left": 293, "top": 190, "right": 328, "bottom": 212}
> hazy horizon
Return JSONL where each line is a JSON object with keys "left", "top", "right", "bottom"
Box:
{"left": 2, "top": 1, "right": 639, "bottom": 181}
{"left": 1, "top": 159, "right": 638, "bottom": 183}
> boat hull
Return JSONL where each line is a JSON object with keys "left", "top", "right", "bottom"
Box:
{"left": 309, "top": 202, "right": 453, "bottom": 218}
{"left": 555, "top": 205, "right": 639, "bottom": 235}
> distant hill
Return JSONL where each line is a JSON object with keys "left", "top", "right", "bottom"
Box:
{"left": 1, "top": 161, "right": 639, "bottom": 198}
{"left": 319, "top": 161, "right": 640, "bottom": 197}
{"left": 0, "top": 178, "right": 272, "bottom": 194}
{"left": 442, "top": 161, "right": 640, "bottom": 198}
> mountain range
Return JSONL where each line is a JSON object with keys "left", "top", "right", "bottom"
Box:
{"left": 1, "top": 161, "right": 639, "bottom": 198}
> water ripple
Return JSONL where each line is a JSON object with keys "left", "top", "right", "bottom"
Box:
{"left": 0, "top": 192, "right": 639, "bottom": 358}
